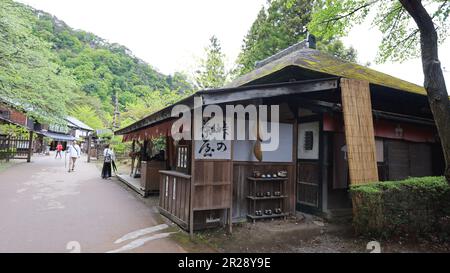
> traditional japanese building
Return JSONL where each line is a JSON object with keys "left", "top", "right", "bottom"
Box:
{"left": 114, "top": 38, "right": 445, "bottom": 236}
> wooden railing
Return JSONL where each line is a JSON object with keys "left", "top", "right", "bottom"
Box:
{"left": 0, "top": 135, "right": 31, "bottom": 161}
{"left": 159, "top": 170, "right": 191, "bottom": 230}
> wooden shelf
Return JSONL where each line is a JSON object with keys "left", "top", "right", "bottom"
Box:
{"left": 247, "top": 175, "right": 287, "bottom": 222}
{"left": 194, "top": 182, "right": 230, "bottom": 186}
{"left": 193, "top": 206, "right": 229, "bottom": 211}
{"left": 246, "top": 195, "right": 287, "bottom": 200}
{"left": 247, "top": 213, "right": 288, "bottom": 220}
{"left": 247, "top": 177, "right": 288, "bottom": 181}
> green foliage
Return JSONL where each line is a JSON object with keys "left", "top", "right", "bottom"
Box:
{"left": 110, "top": 135, "right": 129, "bottom": 156}
{"left": 70, "top": 105, "right": 104, "bottom": 129}
{"left": 0, "top": 0, "right": 78, "bottom": 124}
{"left": 1, "top": 0, "right": 195, "bottom": 129}
{"left": 0, "top": 124, "right": 29, "bottom": 138}
{"left": 235, "top": 0, "right": 358, "bottom": 76}
{"left": 308, "top": 0, "right": 450, "bottom": 63}
{"left": 120, "top": 89, "right": 193, "bottom": 128}
{"left": 195, "top": 36, "right": 228, "bottom": 89}
{"left": 350, "top": 177, "right": 450, "bottom": 240}
{"left": 151, "top": 137, "right": 166, "bottom": 153}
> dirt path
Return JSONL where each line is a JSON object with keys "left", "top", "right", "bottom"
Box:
{"left": 0, "top": 153, "right": 185, "bottom": 253}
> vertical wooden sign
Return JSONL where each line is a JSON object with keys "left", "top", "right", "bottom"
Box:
{"left": 340, "top": 78, "right": 378, "bottom": 185}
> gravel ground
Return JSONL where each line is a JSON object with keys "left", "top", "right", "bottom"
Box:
{"left": 189, "top": 214, "right": 450, "bottom": 253}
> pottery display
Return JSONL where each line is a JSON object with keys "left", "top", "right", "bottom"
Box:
{"left": 253, "top": 171, "right": 261, "bottom": 178}
{"left": 264, "top": 209, "right": 272, "bottom": 215}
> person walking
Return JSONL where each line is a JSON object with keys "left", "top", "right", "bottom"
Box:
{"left": 67, "top": 141, "right": 81, "bottom": 173}
{"left": 55, "top": 142, "right": 63, "bottom": 159}
{"left": 101, "top": 144, "right": 115, "bottom": 179}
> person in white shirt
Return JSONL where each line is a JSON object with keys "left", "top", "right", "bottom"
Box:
{"left": 67, "top": 141, "right": 81, "bottom": 172}
{"left": 101, "top": 144, "right": 115, "bottom": 179}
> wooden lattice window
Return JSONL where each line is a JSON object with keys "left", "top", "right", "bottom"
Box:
{"left": 176, "top": 145, "right": 189, "bottom": 173}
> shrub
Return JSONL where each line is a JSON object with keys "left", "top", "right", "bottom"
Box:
{"left": 350, "top": 177, "right": 450, "bottom": 241}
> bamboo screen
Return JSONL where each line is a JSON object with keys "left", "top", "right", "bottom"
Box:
{"left": 340, "top": 78, "right": 379, "bottom": 184}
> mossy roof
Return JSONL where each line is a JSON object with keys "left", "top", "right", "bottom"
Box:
{"left": 227, "top": 48, "right": 426, "bottom": 95}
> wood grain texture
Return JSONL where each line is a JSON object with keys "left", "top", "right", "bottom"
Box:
{"left": 340, "top": 78, "right": 379, "bottom": 184}
{"left": 192, "top": 160, "right": 232, "bottom": 211}
{"left": 159, "top": 172, "right": 191, "bottom": 229}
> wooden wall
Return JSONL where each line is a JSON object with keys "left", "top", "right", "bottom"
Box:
{"left": 385, "top": 140, "right": 433, "bottom": 180}
{"left": 192, "top": 160, "right": 232, "bottom": 211}
{"left": 232, "top": 162, "right": 296, "bottom": 220}
{"left": 340, "top": 78, "right": 379, "bottom": 184}
{"left": 159, "top": 171, "right": 191, "bottom": 230}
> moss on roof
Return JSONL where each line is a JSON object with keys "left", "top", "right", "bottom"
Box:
{"left": 227, "top": 48, "right": 426, "bottom": 95}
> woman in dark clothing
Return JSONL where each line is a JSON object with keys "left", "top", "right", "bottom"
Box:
{"left": 101, "top": 144, "right": 115, "bottom": 179}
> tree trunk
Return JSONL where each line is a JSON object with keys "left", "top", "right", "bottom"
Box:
{"left": 399, "top": 0, "right": 450, "bottom": 183}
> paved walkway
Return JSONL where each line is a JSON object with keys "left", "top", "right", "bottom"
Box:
{"left": 0, "top": 153, "right": 185, "bottom": 253}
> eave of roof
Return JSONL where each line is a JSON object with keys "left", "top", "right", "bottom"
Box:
{"left": 226, "top": 48, "right": 426, "bottom": 95}
{"left": 39, "top": 131, "right": 76, "bottom": 141}
{"left": 66, "top": 116, "right": 93, "bottom": 131}
{"left": 115, "top": 48, "right": 443, "bottom": 136}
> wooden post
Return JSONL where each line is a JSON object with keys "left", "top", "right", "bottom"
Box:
{"left": 189, "top": 116, "right": 195, "bottom": 239}
{"left": 27, "top": 131, "right": 33, "bottom": 163}
{"left": 6, "top": 135, "right": 10, "bottom": 162}
{"left": 130, "top": 139, "right": 135, "bottom": 176}
{"left": 228, "top": 137, "right": 234, "bottom": 234}
{"left": 292, "top": 118, "right": 298, "bottom": 215}
{"left": 87, "top": 133, "right": 91, "bottom": 163}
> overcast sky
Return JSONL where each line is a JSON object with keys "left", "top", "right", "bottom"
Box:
{"left": 17, "top": 0, "right": 450, "bottom": 90}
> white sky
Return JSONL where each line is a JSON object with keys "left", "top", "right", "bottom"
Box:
{"left": 16, "top": 0, "right": 450, "bottom": 90}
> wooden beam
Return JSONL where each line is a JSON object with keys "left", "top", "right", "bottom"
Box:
{"left": 340, "top": 78, "right": 378, "bottom": 185}
{"left": 115, "top": 79, "right": 338, "bottom": 135}
{"left": 201, "top": 79, "right": 338, "bottom": 105}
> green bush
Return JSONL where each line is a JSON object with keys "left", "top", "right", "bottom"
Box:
{"left": 350, "top": 177, "right": 450, "bottom": 241}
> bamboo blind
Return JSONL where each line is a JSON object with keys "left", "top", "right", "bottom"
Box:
{"left": 340, "top": 78, "right": 379, "bottom": 184}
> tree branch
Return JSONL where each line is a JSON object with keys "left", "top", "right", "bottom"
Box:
{"left": 321, "top": 0, "right": 379, "bottom": 24}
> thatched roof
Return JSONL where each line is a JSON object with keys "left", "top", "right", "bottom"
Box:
{"left": 227, "top": 48, "right": 426, "bottom": 95}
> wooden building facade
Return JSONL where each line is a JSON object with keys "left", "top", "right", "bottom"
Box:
{"left": 115, "top": 44, "right": 445, "bottom": 235}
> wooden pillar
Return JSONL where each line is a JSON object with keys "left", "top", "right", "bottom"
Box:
{"left": 6, "top": 135, "right": 10, "bottom": 162}
{"left": 228, "top": 137, "right": 234, "bottom": 234}
{"left": 130, "top": 139, "right": 136, "bottom": 176}
{"left": 340, "top": 78, "right": 378, "bottom": 184}
{"left": 87, "top": 134, "right": 91, "bottom": 163}
{"left": 27, "top": 131, "right": 33, "bottom": 163}
{"left": 189, "top": 116, "right": 195, "bottom": 239}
